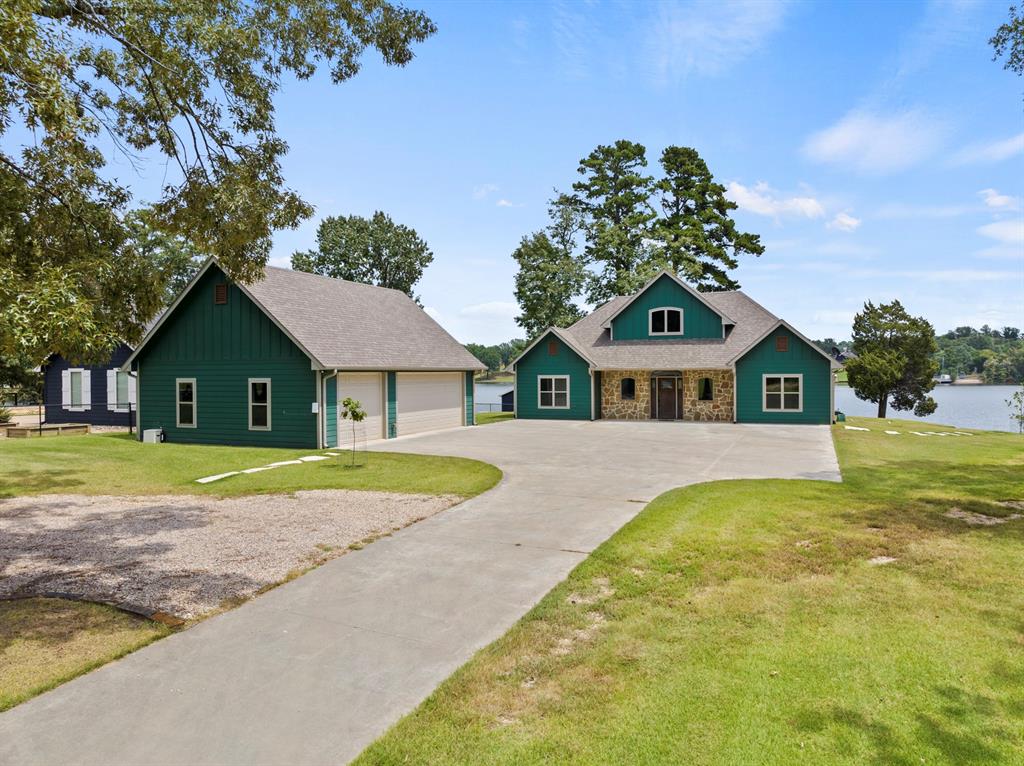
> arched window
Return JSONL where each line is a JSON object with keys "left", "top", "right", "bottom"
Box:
{"left": 698, "top": 377, "right": 714, "bottom": 401}
{"left": 620, "top": 377, "right": 636, "bottom": 401}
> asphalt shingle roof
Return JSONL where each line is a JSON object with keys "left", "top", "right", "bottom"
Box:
{"left": 244, "top": 266, "right": 483, "bottom": 370}
{"left": 561, "top": 289, "right": 781, "bottom": 370}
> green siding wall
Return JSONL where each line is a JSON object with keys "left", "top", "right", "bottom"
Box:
{"left": 464, "top": 371, "right": 475, "bottom": 425}
{"left": 325, "top": 375, "right": 338, "bottom": 447}
{"left": 386, "top": 372, "right": 397, "bottom": 437}
{"left": 735, "top": 330, "right": 832, "bottom": 424}
{"left": 611, "top": 274, "right": 724, "bottom": 340}
{"left": 136, "top": 265, "right": 319, "bottom": 448}
{"left": 514, "top": 333, "right": 591, "bottom": 420}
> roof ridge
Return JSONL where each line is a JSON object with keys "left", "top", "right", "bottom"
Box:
{"left": 264, "top": 265, "right": 408, "bottom": 296}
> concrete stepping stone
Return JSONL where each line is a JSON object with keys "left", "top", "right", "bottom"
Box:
{"left": 266, "top": 460, "right": 303, "bottom": 467}
{"left": 195, "top": 471, "right": 240, "bottom": 484}
{"left": 884, "top": 430, "right": 900, "bottom": 435}
{"left": 298, "top": 456, "right": 329, "bottom": 462}
{"left": 241, "top": 465, "right": 278, "bottom": 474}
{"left": 844, "top": 425, "right": 870, "bottom": 431}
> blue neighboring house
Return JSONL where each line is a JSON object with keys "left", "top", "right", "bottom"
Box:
{"left": 42, "top": 343, "right": 137, "bottom": 427}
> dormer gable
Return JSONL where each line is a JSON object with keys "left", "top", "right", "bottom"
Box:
{"left": 605, "top": 271, "right": 731, "bottom": 341}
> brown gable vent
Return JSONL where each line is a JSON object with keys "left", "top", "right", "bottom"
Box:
{"left": 214, "top": 283, "right": 228, "bottom": 305}
{"left": 775, "top": 335, "right": 789, "bottom": 352}
{"left": 548, "top": 340, "right": 558, "bottom": 356}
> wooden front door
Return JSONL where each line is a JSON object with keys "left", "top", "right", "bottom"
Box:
{"left": 656, "top": 377, "right": 677, "bottom": 420}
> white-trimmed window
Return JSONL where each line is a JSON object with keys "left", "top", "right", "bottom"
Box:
{"left": 538, "top": 375, "right": 569, "bottom": 409}
{"left": 649, "top": 307, "right": 683, "bottom": 336}
{"left": 763, "top": 374, "right": 802, "bottom": 412}
{"left": 62, "top": 368, "right": 91, "bottom": 411}
{"left": 107, "top": 370, "right": 136, "bottom": 412}
{"left": 176, "top": 378, "right": 197, "bottom": 428}
{"left": 248, "top": 378, "right": 271, "bottom": 431}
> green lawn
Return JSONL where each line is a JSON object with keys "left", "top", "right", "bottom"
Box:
{"left": 476, "top": 412, "right": 514, "bottom": 426}
{"left": 0, "top": 598, "right": 170, "bottom": 712}
{"left": 0, "top": 433, "right": 501, "bottom": 499}
{"left": 356, "top": 418, "right": 1024, "bottom": 765}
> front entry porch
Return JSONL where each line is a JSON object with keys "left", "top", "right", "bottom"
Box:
{"left": 598, "top": 369, "right": 734, "bottom": 422}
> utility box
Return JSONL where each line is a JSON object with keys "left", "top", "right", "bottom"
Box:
{"left": 142, "top": 428, "right": 164, "bottom": 444}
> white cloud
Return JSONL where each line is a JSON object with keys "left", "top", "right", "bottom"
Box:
{"left": 473, "top": 183, "right": 499, "bottom": 199}
{"left": 802, "top": 109, "right": 947, "bottom": 173}
{"left": 496, "top": 199, "right": 524, "bottom": 208}
{"left": 726, "top": 181, "right": 825, "bottom": 219}
{"left": 978, "top": 220, "right": 1024, "bottom": 246}
{"left": 950, "top": 132, "right": 1024, "bottom": 165}
{"left": 458, "top": 301, "right": 519, "bottom": 319}
{"left": 827, "top": 212, "right": 861, "bottom": 232}
{"left": 978, "top": 188, "right": 1018, "bottom": 211}
{"left": 645, "top": 0, "right": 790, "bottom": 83}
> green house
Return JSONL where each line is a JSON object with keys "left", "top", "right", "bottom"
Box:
{"left": 124, "top": 260, "right": 483, "bottom": 448}
{"left": 511, "top": 270, "right": 838, "bottom": 424}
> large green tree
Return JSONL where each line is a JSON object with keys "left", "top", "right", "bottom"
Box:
{"left": 567, "top": 140, "right": 657, "bottom": 304}
{"left": 512, "top": 200, "right": 587, "bottom": 339}
{"left": 651, "top": 146, "right": 763, "bottom": 290}
{"left": 124, "top": 209, "right": 204, "bottom": 306}
{"left": 0, "top": 1, "right": 435, "bottom": 365}
{"left": 846, "top": 301, "right": 939, "bottom": 419}
{"left": 291, "top": 211, "right": 433, "bottom": 299}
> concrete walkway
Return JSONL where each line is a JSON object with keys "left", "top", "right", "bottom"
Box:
{"left": 0, "top": 420, "right": 839, "bottom": 766}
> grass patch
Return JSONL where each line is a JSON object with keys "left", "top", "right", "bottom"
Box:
{"left": 476, "top": 412, "right": 514, "bottom": 426}
{"left": 0, "top": 598, "right": 170, "bottom": 712}
{"left": 476, "top": 373, "right": 514, "bottom": 384}
{"left": 355, "top": 417, "right": 1024, "bottom": 765}
{"left": 0, "top": 433, "right": 501, "bottom": 499}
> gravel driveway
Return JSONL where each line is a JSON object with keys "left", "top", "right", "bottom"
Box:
{"left": 0, "top": 490, "right": 460, "bottom": 619}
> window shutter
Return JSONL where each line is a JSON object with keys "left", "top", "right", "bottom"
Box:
{"left": 81, "top": 370, "right": 92, "bottom": 409}
{"left": 128, "top": 374, "right": 137, "bottom": 406}
{"left": 107, "top": 370, "right": 117, "bottom": 411}
{"left": 61, "top": 370, "right": 71, "bottom": 409}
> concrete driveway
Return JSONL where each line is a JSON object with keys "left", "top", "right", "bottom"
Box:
{"left": 0, "top": 420, "right": 839, "bottom": 766}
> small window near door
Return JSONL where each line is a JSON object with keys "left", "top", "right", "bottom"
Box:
{"left": 620, "top": 377, "right": 636, "bottom": 400}
{"left": 649, "top": 307, "right": 683, "bottom": 336}
{"left": 249, "top": 378, "right": 271, "bottom": 430}
{"left": 538, "top": 376, "right": 569, "bottom": 409}
{"left": 698, "top": 377, "right": 714, "bottom": 401}
{"left": 176, "top": 378, "right": 197, "bottom": 427}
{"left": 764, "top": 375, "right": 802, "bottom": 412}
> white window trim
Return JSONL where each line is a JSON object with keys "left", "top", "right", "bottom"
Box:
{"left": 537, "top": 375, "right": 570, "bottom": 410}
{"left": 648, "top": 307, "right": 684, "bottom": 336}
{"left": 248, "top": 377, "right": 272, "bottom": 431}
{"left": 66, "top": 368, "right": 88, "bottom": 411}
{"left": 113, "top": 370, "right": 133, "bottom": 412}
{"left": 762, "top": 373, "right": 803, "bottom": 413}
{"left": 176, "top": 378, "right": 197, "bottom": 428}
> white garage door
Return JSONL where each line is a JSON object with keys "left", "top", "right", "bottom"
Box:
{"left": 397, "top": 372, "right": 463, "bottom": 436}
{"left": 338, "top": 372, "right": 384, "bottom": 445}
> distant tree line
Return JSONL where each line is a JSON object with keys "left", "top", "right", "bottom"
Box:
{"left": 819, "top": 324, "right": 1024, "bottom": 385}
{"left": 464, "top": 340, "right": 528, "bottom": 374}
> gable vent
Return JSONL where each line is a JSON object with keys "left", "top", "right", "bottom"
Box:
{"left": 548, "top": 340, "right": 558, "bottom": 356}
{"left": 214, "top": 283, "right": 228, "bottom": 305}
{"left": 775, "top": 335, "right": 789, "bottom": 352}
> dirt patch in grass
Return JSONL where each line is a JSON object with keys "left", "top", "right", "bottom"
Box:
{"left": 0, "top": 489, "right": 461, "bottom": 618}
{"left": 0, "top": 598, "right": 169, "bottom": 712}
{"left": 946, "top": 507, "right": 1023, "bottom": 526}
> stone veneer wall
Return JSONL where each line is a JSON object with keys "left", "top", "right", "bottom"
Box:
{"left": 682, "top": 369, "right": 734, "bottom": 422}
{"left": 600, "top": 370, "right": 651, "bottom": 420}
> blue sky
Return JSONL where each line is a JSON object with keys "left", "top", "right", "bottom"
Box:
{"left": 96, "top": 1, "right": 1024, "bottom": 343}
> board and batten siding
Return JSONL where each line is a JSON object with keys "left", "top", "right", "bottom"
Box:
{"left": 324, "top": 375, "right": 338, "bottom": 448}
{"left": 514, "top": 333, "right": 591, "bottom": 420}
{"left": 735, "top": 331, "right": 832, "bottom": 424}
{"left": 135, "top": 266, "right": 318, "bottom": 448}
{"left": 464, "top": 371, "right": 475, "bottom": 425}
{"left": 610, "top": 274, "right": 724, "bottom": 340}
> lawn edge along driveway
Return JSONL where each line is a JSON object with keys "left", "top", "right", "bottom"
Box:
{"left": 0, "top": 420, "right": 838, "bottom": 766}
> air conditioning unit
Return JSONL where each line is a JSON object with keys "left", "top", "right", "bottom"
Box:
{"left": 142, "top": 428, "right": 165, "bottom": 444}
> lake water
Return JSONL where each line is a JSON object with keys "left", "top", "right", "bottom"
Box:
{"left": 836, "top": 385, "right": 1021, "bottom": 433}
{"left": 477, "top": 382, "right": 1022, "bottom": 433}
